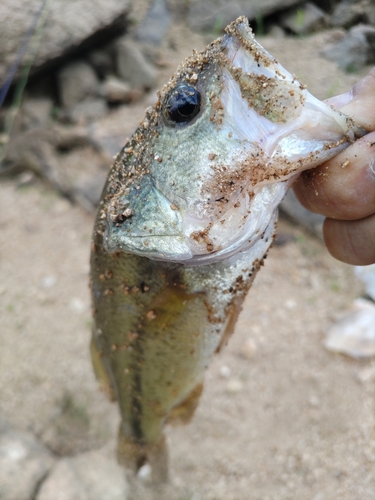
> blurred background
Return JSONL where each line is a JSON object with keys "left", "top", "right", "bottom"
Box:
{"left": 0, "top": 1, "right": 375, "bottom": 499}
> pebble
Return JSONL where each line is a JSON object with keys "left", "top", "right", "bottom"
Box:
{"left": 135, "top": 0, "right": 171, "bottom": 45}
{"left": 58, "top": 62, "right": 100, "bottom": 109}
{"left": 116, "top": 38, "right": 158, "bottom": 90}
{"left": 355, "top": 264, "right": 375, "bottom": 301}
{"left": 285, "top": 299, "right": 297, "bottom": 310}
{"left": 280, "top": 2, "right": 327, "bottom": 35}
{"left": 70, "top": 98, "right": 108, "bottom": 123}
{"left": 69, "top": 298, "right": 86, "bottom": 313}
{"left": 36, "top": 451, "right": 128, "bottom": 500}
{"left": 322, "top": 24, "right": 375, "bottom": 71}
{"left": 0, "top": 422, "right": 54, "bottom": 500}
{"left": 219, "top": 365, "right": 231, "bottom": 378}
{"left": 226, "top": 378, "right": 244, "bottom": 393}
{"left": 324, "top": 298, "right": 375, "bottom": 358}
{"left": 241, "top": 339, "right": 257, "bottom": 360}
{"left": 137, "top": 463, "right": 152, "bottom": 482}
{"left": 99, "top": 76, "right": 143, "bottom": 104}
{"left": 40, "top": 275, "right": 58, "bottom": 289}
{"left": 357, "top": 365, "right": 375, "bottom": 384}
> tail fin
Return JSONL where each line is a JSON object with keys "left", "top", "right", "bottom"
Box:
{"left": 117, "top": 427, "right": 169, "bottom": 484}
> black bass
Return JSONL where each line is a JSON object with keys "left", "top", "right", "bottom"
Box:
{"left": 90, "top": 17, "right": 365, "bottom": 483}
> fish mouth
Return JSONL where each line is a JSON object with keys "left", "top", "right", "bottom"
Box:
{"left": 103, "top": 175, "right": 290, "bottom": 265}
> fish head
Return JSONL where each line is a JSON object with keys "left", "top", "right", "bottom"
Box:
{"left": 102, "top": 17, "right": 364, "bottom": 264}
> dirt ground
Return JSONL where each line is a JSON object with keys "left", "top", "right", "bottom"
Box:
{"left": 1, "top": 28, "right": 375, "bottom": 500}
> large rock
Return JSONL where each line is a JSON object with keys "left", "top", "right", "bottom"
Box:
{"left": 36, "top": 451, "right": 128, "bottom": 500}
{"left": 0, "top": 421, "right": 54, "bottom": 500}
{"left": 331, "top": 0, "right": 369, "bottom": 28}
{"left": 322, "top": 24, "right": 375, "bottom": 71}
{"left": 0, "top": 0, "right": 132, "bottom": 82}
{"left": 280, "top": 2, "right": 328, "bottom": 35}
{"left": 187, "top": 0, "right": 307, "bottom": 32}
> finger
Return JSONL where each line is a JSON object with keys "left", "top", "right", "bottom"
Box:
{"left": 323, "top": 213, "right": 375, "bottom": 266}
{"left": 293, "top": 131, "right": 375, "bottom": 220}
{"left": 326, "top": 67, "right": 375, "bottom": 131}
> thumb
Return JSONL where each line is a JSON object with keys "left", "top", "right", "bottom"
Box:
{"left": 325, "top": 67, "right": 375, "bottom": 132}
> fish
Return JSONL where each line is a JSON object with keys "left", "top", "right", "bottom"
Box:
{"left": 90, "top": 16, "right": 365, "bottom": 484}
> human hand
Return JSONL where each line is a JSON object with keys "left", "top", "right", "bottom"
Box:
{"left": 293, "top": 68, "right": 375, "bottom": 266}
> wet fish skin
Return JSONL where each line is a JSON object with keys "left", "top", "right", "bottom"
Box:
{"left": 91, "top": 218, "right": 274, "bottom": 481}
{"left": 90, "top": 16, "right": 365, "bottom": 482}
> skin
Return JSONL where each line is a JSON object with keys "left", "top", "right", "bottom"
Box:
{"left": 294, "top": 68, "right": 375, "bottom": 266}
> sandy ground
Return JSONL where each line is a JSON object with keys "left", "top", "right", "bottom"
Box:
{"left": 1, "top": 178, "right": 375, "bottom": 500}
{"left": 1, "top": 26, "right": 375, "bottom": 500}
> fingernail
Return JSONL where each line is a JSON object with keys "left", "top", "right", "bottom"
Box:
{"left": 325, "top": 91, "right": 353, "bottom": 109}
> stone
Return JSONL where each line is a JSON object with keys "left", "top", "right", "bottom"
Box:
{"left": 322, "top": 24, "right": 375, "bottom": 71}
{"left": 135, "top": 0, "right": 172, "bottom": 45}
{"left": 241, "top": 339, "right": 257, "bottom": 360}
{"left": 99, "top": 76, "right": 143, "bottom": 104}
{"left": 324, "top": 298, "right": 375, "bottom": 358}
{"left": 70, "top": 98, "right": 108, "bottom": 123}
{"left": 0, "top": 0, "right": 132, "bottom": 83}
{"left": 313, "top": 0, "right": 341, "bottom": 13}
{"left": 58, "top": 61, "right": 100, "bottom": 109}
{"left": 279, "top": 190, "right": 324, "bottom": 240}
{"left": 226, "top": 378, "right": 244, "bottom": 393}
{"left": 21, "top": 97, "right": 53, "bottom": 128}
{"left": 187, "top": 0, "right": 305, "bottom": 33}
{"left": 280, "top": 2, "right": 328, "bottom": 35}
{"left": 88, "top": 48, "right": 116, "bottom": 79}
{"left": 74, "top": 173, "right": 108, "bottom": 210}
{"left": 36, "top": 451, "right": 129, "bottom": 500}
{"left": 355, "top": 264, "right": 375, "bottom": 302}
{"left": 116, "top": 38, "right": 158, "bottom": 90}
{"left": 0, "top": 421, "right": 54, "bottom": 500}
{"left": 266, "top": 25, "right": 286, "bottom": 38}
{"left": 331, "top": 0, "right": 368, "bottom": 28}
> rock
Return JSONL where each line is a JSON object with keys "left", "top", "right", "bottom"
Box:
{"left": 100, "top": 76, "right": 143, "bottom": 104}
{"left": 226, "top": 378, "right": 244, "bottom": 393}
{"left": 74, "top": 172, "right": 108, "bottom": 210}
{"left": 88, "top": 48, "right": 116, "bottom": 79}
{"left": 58, "top": 61, "right": 100, "bottom": 109}
{"left": 187, "top": 0, "right": 305, "bottom": 33}
{"left": 135, "top": 0, "right": 171, "bottom": 45}
{"left": 324, "top": 298, "right": 375, "bottom": 358}
{"left": 313, "top": 0, "right": 341, "bottom": 13}
{"left": 0, "top": 0, "right": 132, "bottom": 83}
{"left": 331, "top": 0, "right": 368, "bottom": 28}
{"left": 280, "top": 2, "right": 328, "bottom": 35}
{"left": 280, "top": 190, "right": 324, "bottom": 240}
{"left": 71, "top": 98, "right": 108, "bottom": 123}
{"left": 355, "top": 264, "right": 375, "bottom": 301}
{"left": 241, "top": 339, "right": 257, "bottom": 360}
{"left": 322, "top": 24, "right": 375, "bottom": 71}
{"left": 116, "top": 38, "right": 158, "bottom": 90}
{"left": 36, "top": 451, "right": 128, "bottom": 500}
{"left": 267, "top": 25, "right": 286, "bottom": 38}
{"left": 219, "top": 365, "right": 232, "bottom": 378}
{"left": 21, "top": 97, "right": 53, "bottom": 128}
{"left": 0, "top": 421, "right": 54, "bottom": 500}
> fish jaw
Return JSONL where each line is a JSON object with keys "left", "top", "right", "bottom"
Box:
{"left": 102, "top": 16, "right": 366, "bottom": 265}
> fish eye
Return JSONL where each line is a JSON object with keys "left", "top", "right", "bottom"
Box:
{"left": 165, "top": 85, "right": 201, "bottom": 124}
